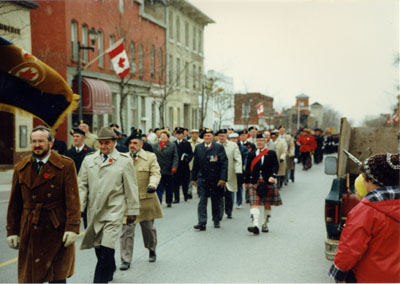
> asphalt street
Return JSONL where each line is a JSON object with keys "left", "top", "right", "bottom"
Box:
{"left": 0, "top": 159, "right": 334, "bottom": 283}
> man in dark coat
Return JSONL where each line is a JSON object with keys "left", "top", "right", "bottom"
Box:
{"left": 192, "top": 128, "right": 228, "bottom": 230}
{"left": 64, "top": 127, "right": 95, "bottom": 228}
{"left": 7, "top": 126, "right": 81, "bottom": 283}
{"left": 152, "top": 129, "right": 179, "bottom": 207}
{"left": 173, "top": 127, "right": 193, "bottom": 203}
{"left": 313, "top": 128, "right": 324, "bottom": 164}
{"left": 64, "top": 128, "right": 95, "bottom": 173}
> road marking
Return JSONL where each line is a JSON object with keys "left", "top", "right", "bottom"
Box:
{"left": 0, "top": 257, "right": 17, "bottom": 267}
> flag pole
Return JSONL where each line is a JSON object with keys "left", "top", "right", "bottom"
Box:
{"left": 82, "top": 38, "right": 124, "bottom": 70}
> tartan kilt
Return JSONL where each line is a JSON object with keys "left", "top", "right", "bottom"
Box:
{"left": 248, "top": 183, "right": 283, "bottom": 206}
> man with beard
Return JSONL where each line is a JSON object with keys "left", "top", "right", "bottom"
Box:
{"left": 79, "top": 127, "right": 140, "bottom": 283}
{"left": 192, "top": 128, "right": 228, "bottom": 230}
{"left": 7, "top": 126, "right": 81, "bottom": 283}
{"left": 119, "top": 129, "right": 162, "bottom": 270}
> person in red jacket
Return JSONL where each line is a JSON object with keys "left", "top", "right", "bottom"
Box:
{"left": 329, "top": 153, "right": 400, "bottom": 283}
{"left": 296, "top": 128, "right": 316, "bottom": 170}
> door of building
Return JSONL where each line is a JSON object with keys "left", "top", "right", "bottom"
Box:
{"left": 0, "top": 112, "right": 14, "bottom": 165}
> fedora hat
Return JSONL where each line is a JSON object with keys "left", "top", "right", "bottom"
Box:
{"left": 97, "top": 127, "right": 118, "bottom": 140}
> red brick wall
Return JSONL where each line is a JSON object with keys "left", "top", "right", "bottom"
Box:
{"left": 234, "top": 92, "right": 273, "bottom": 125}
{"left": 30, "top": 0, "right": 166, "bottom": 142}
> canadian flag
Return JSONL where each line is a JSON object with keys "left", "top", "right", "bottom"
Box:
{"left": 256, "top": 103, "right": 264, "bottom": 118}
{"left": 107, "top": 39, "right": 130, "bottom": 78}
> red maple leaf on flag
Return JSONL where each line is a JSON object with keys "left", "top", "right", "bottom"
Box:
{"left": 118, "top": 57, "right": 126, "bottom": 68}
{"left": 19, "top": 69, "right": 36, "bottom": 80}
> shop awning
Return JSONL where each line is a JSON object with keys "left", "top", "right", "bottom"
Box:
{"left": 73, "top": 77, "right": 112, "bottom": 114}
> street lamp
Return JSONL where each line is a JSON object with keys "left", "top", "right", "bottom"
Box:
{"left": 77, "top": 27, "right": 97, "bottom": 121}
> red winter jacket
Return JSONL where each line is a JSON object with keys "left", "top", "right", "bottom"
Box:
{"left": 296, "top": 135, "right": 316, "bottom": 153}
{"left": 333, "top": 190, "right": 400, "bottom": 283}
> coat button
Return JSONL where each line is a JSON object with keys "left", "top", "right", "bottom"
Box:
{"left": 50, "top": 185, "right": 54, "bottom": 188}
{"left": 32, "top": 195, "right": 36, "bottom": 199}
{"left": 35, "top": 258, "right": 40, "bottom": 263}
{"left": 47, "top": 193, "right": 52, "bottom": 197}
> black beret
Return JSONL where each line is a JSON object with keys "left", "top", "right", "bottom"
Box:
{"left": 216, "top": 129, "right": 228, "bottom": 135}
{"left": 70, "top": 127, "right": 85, "bottom": 136}
{"left": 154, "top": 128, "right": 160, "bottom": 132}
{"left": 256, "top": 132, "right": 265, "bottom": 139}
{"left": 248, "top": 126, "right": 258, "bottom": 131}
{"left": 239, "top": 129, "right": 249, "bottom": 135}
{"left": 126, "top": 128, "right": 142, "bottom": 144}
{"left": 203, "top": 128, "right": 213, "bottom": 135}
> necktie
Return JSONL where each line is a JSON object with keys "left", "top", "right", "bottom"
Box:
{"left": 76, "top": 147, "right": 80, "bottom": 153}
{"left": 132, "top": 153, "right": 137, "bottom": 159}
{"left": 36, "top": 161, "right": 44, "bottom": 174}
{"left": 103, "top": 155, "right": 108, "bottom": 162}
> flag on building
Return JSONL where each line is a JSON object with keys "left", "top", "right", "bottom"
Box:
{"left": 256, "top": 103, "right": 264, "bottom": 118}
{"left": 0, "top": 37, "right": 79, "bottom": 130}
{"left": 107, "top": 39, "right": 130, "bottom": 78}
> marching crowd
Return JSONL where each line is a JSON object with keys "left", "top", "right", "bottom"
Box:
{"left": 11, "top": 121, "right": 396, "bottom": 284}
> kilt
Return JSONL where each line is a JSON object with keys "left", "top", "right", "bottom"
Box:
{"left": 248, "top": 183, "right": 282, "bottom": 206}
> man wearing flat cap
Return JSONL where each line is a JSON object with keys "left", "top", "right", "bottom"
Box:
{"left": 78, "top": 127, "right": 140, "bottom": 283}
{"left": 119, "top": 128, "right": 162, "bottom": 270}
{"left": 192, "top": 128, "right": 228, "bottom": 230}
{"left": 173, "top": 127, "right": 193, "bottom": 203}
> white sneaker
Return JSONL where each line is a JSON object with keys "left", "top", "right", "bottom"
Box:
{"left": 237, "top": 204, "right": 242, "bottom": 209}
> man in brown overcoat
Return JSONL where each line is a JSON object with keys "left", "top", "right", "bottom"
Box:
{"left": 6, "top": 126, "right": 81, "bottom": 283}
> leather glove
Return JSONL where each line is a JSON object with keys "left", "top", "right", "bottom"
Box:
{"left": 217, "top": 180, "right": 226, "bottom": 187}
{"left": 126, "top": 215, "right": 136, "bottom": 225}
{"left": 147, "top": 186, "right": 156, "bottom": 193}
{"left": 171, "top": 168, "right": 177, "bottom": 174}
{"left": 192, "top": 181, "right": 197, "bottom": 186}
{"left": 7, "top": 235, "right": 19, "bottom": 249}
{"left": 63, "top": 231, "right": 78, "bottom": 247}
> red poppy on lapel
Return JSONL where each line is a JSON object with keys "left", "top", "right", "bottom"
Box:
{"left": 43, "top": 173, "right": 50, "bottom": 179}
{"left": 83, "top": 147, "right": 87, "bottom": 151}
{"left": 108, "top": 158, "right": 113, "bottom": 163}
{"left": 210, "top": 145, "right": 213, "bottom": 149}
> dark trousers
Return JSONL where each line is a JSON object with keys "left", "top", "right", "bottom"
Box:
{"left": 219, "top": 189, "right": 233, "bottom": 219}
{"left": 236, "top": 182, "right": 243, "bottom": 206}
{"left": 82, "top": 207, "right": 88, "bottom": 229}
{"left": 49, "top": 280, "right": 66, "bottom": 283}
{"left": 197, "top": 180, "right": 222, "bottom": 225}
{"left": 173, "top": 168, "right": 190, "bottom": 202}
{"left": 300, "top": 152, "right": 312, "bottom": 170}
{"left": 94, "top": 246, "right": 116, "bottom": 283}
{"left": 157, "top": 175, "right": 174, "bottom": 205}
{"left": 314, "top": 148, "right": 323, "bottom": 164}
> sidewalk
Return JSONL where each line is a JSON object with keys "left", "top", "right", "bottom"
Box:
{"left": 0, "top": 169, "right": 13, "bottom": 192}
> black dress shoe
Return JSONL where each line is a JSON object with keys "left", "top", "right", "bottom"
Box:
{"left": 120, "top": 262, "right": 130, "bottom": 270}
{"left": 247, "top": 226, "right": 260, "bottom": 235}
{"left": 188, "top": 194, "right": 193, "bottom": 199}
{"left": 173, "top": 200, "right": 179, "bottom": 204}
{"left": 227, "top": 214, "right": 232, "bottom": 219}
{"left": 167, "top": 203, "right": 172, "bottom": 207}
{"left": 194, "top": 224, "right": 206, "bottom": 231}
{"left": 214, "top": 222, "right": 220, "bottom": 228}
{"left": 149, "top": 250, "right": 156, "bottom": 262}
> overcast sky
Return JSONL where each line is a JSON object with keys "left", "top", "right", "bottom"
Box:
{"left": 190, "top": 0, "right": 399, "bottom": 125}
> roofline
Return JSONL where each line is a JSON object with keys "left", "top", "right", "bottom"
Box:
{"left": 174, "top": 0, "right": 215, "bottom": 25}
{"left": 12, "top": 0, "right": 39, "bottom": 9}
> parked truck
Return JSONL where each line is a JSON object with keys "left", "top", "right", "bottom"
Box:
{"left": 323, "top": 117, "right": 398, "bottom": 260}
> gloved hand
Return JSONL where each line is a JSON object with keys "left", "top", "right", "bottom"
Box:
{"left": 7, "top": 235, "right": 19, "bottom": 249}
{"left": 171, "top": 168, "right": 177, "bottom": 174}
{"left": 147, "top": 186, "right": 156, "bottom": 193}
{"left": 63, "top": 231, "right": 78, "bottom": 247}
{"left": 217, "top": 180, "right": 226, "bottom": 187}
{"left": 192, "top": 181, "right": 197, "bottom": 186}
{"left": 126, "top": 215, "right": 136, "bottom": 225}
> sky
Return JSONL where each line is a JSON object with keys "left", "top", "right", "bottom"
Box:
{"left": 189, "top": 0, "right": 399, "bottom": 125}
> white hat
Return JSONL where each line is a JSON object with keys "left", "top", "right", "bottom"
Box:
{"left": 229, "top": 133, "right": 239, "bottom": 138}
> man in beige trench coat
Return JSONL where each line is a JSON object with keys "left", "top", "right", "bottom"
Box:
{"left": 79, "top": 127, "right": 140, "bottom": 283}
{"left": 119, "top": 129, "right": 163, "bottom": 270}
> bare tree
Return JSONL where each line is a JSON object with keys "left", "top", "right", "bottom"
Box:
{"left": 199, "top": 74, "right": 224, "bottom": 128}
{"left": 320, "top": 106, "right": 341, "bottom": 131}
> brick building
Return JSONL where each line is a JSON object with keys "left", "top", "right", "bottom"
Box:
{"left": 0, "top": 0, "right": 38, "bottom": 166}
{"left": 30, "top": 0, "right": 166, "bottom": 141}
{"left": 234, "top": 92, "right": 274, "bottom": 129}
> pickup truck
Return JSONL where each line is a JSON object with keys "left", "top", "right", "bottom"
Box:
{"left": 323, "top": 117, "right": 398, "bottom": 260}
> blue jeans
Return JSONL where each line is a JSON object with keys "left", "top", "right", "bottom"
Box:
{"left": 157, "top": 175, "right": 174, "bottom": 205}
